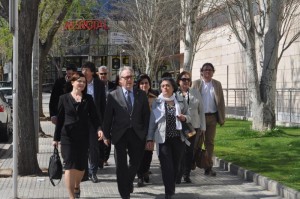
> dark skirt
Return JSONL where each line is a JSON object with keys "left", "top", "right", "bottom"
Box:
{"left": 61, "top": 142, "right": 88, "bottom": 171}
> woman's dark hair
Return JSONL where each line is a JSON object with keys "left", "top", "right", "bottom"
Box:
{"left": 137, "top": 74, "right": 151, "bottom": 89}
{"left": 176, "top": 71, "right": 192, "bottom": 86}
{"left": 66, "top": 72, "right": 87, "bottom": 94}
{"left": 200, "top": 62, "right": 215, "bottom": 72}
{"left": 136, "top": 74, "right": 159, "bottom": 96}
{"left": 159, "top": 77, "right": 178, "bottom": 93}
{"left": 114, "top": 75, "right": 121, "bottom": 87}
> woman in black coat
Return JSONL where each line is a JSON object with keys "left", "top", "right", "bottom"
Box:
{"left": 53, "top": 73, "right": 103, "bottom": 199}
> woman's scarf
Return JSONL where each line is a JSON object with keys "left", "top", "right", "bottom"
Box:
{"left": 153, "top": 93, "right": 182, "bottom": 130}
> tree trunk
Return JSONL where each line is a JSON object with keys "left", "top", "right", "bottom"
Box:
{"left": 258, "top": 0, "right": 283, "bottom": 130}
{"left": 18, "top": 0, "right": 42, "bottom": 175}
{"left": 183, "top": 14, "right": 192, "bottom": 72}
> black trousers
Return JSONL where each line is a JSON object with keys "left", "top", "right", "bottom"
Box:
{"left": 88, "top": 123, "right": 99, "bottom": 175}
{"left": 114, "top": 128, "right": 145, "bottom": 198}
{"left": 178, "top": 133, "right": 196, "bottom": 179}
{"left": 159, "top": 137, "right": 185, "bottom": 195}
{"left": 137, "top": 150, "right": 153, "bottom": 178}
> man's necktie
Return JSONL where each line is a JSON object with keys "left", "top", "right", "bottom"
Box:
{"left": 126, "top": 90, "right": 133, "bottom": 113}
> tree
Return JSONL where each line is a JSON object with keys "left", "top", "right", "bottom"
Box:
{"left": 38, "top": 0, "right": 73, "bottom": 119}
{"left": 0, "top": 19, "right": 12, "bottom": 65}
{"left": 1, "top": 0, "right": 42, "bottom": 175}
{"left": 180, "top": 0, "right": 217, "bottom": 72}
{"left": 223, "top": 0, "right": 300, "bottom": 130}
{"left": 109, "top": 0, "right": 181, "bottom": 76}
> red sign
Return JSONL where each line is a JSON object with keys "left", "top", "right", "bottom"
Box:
{"left": 64, "top": 19, "right": 109, "bottom": 31}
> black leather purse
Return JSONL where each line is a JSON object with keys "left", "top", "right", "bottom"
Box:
{"left": 182, "top": 122, "right": 196, "bottom": 138}
{"left": 48, "top": 146, "right": 63, "bottom": 186}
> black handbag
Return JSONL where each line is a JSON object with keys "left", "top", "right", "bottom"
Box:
{"left": 182, "top": 122, "right": 196, "bottom": 138}
{"left": 48, "top": 146, "right": 63, "bottom": 186}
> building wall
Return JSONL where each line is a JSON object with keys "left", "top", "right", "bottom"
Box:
{"left": 185, "top": 19, "right": 300, "bottom": 124}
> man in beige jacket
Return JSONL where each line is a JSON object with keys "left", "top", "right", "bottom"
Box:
{"left": 192, "top": 62, "right": 225, "bottom": 176}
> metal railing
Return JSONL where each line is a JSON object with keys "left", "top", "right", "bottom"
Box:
{"left": 224, "top": 88, "right": 300, "bottom": 124}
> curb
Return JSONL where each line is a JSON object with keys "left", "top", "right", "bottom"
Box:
{"left": 214, "top": 156, "right": 300, "bottom": 199}
{"left": 0, "top": 168, "right": 12, "bottom": 177}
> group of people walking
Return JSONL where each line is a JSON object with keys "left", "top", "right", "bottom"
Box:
{"left": 50, "top": 62, "right": 225, "bottom": 199}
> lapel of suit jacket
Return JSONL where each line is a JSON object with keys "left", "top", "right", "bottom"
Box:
{"left": 132, "top": 88, "right": 139, "bottom": 114}
{"left": 116, "top": 86, "right": 129, "bottom": 111}
{"left": 93, "top": 78, "right": 99, "bottom": 104}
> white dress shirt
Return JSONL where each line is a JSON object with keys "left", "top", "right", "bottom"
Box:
{"left": 201, "top": 80, "right": 217, "bottom": 113}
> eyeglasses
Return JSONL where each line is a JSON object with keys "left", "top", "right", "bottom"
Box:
{"left": 180, "top": 78, "right": 191, "bottom": 82}
{"left": 121, "top": 76, "right": 134, "bottom": 80}
{"left": 99, "top": 73, "right": 107, "bottom": 75}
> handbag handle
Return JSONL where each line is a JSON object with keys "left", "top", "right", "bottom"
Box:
{"left": 199, "top": 132, "right": 206, "bottom": 150}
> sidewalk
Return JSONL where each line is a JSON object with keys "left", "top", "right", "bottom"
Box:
{"left": 0, "top": 120, "right": 286, "bottom": 199}
{"left": 0, "top": 93, "right": 293, "bottom": 199}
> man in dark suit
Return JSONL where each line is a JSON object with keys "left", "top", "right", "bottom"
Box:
{"left": 81, "top": 62, "right": 106, "bottom": 183}
{"left": 97, "top": 65, "right": 116, "bottom": 167}
{"left": 49, "top": 65, "right": 77, "bottom": 124}
{"left": 102, "top": 66, "right": 150, "bottom": 199}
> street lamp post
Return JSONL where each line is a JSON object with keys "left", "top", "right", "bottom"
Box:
{"left": 120, "top": 48, "right": 125, "bottom": 68}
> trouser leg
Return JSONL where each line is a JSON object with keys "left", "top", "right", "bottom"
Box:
{"left": 88, "top": 125, "right": 99, "bottom": 175}
{"left": 205, "top": 115, "right": 217, "bottom": 168}
{"left": 159, "top": 137, "right": 185, "bottom": 195}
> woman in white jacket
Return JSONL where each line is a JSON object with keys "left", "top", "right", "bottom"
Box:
{"left": 176, "top": 71, "right": 206, "bottom": 184}
{"left": 146, "top": 77, "right": 191, "bottom": 199}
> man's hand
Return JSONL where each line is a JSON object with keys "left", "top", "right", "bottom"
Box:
{"left": 146, "top": 141, "right": 154, "bottom": 151}
{"left": 98, "top": 130, "right": 104, "bottom": 141}
{"left": 51, "top": 116, "right": 57, "bottom": 125}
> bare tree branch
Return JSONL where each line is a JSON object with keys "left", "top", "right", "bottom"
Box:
{"left": 0, "top": 0, "right": 9, "bottom": 21}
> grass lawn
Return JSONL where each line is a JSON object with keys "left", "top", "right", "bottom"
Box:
{"left": 215, "top": 118, "right": 300, "bottom": 191}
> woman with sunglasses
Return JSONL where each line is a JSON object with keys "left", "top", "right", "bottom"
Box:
{"left": 176, "top": 71, "right": 206, "bottom": 183}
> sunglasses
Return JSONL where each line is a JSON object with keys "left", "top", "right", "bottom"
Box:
{"left": 180, "top": 78, "right": 191, "bottom": 82}
{"left": 99, "top": 73, "right": 107, "bottom": 75}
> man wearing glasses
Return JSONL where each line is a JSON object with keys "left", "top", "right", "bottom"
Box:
{"left": 97, "top": 66, "right": 115, "bottom": 167}
{"left": 98, "top": 66, "right": 116, "bottom": 95}
{"left": 102, "top": 66, "right": 150, "bottom": 199}
{"left": 192, "top": 62, "right": 225, "bottom": 177}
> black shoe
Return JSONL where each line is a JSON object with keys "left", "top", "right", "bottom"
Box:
{"left": 143, "top": 173, "right": 150, "bottom": 183}
{"left": 81, "top": 174, "right": 88, "bottom": 182}
{"left": 137, "top": 178, "right": 144, "bottom": 187}
{"left": 175, "top": 177, "right": 181, "bottom": 184}
{"left": 74, "top": 187, "right": 80, "bottom": 198}
{"left": 89, "top": 174, "right": 99, "bottom": 183}
{"left": 122, "top": 196, "right": 130, "bottom": 199}
{"left": 204, "top": 168, "right": 216, "bottom": 176}
{"left": 184, "top": 176, "right": 192, "bottom": 183}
